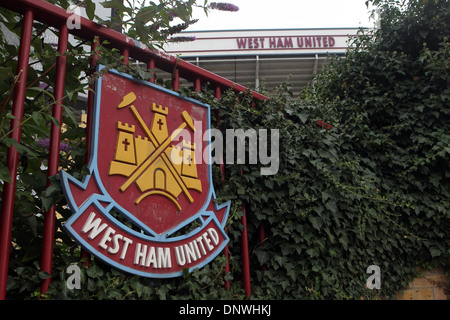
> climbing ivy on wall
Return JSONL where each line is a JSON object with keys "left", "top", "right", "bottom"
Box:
{"left": 2, "top": 0, "right": 449, "bottom": 299}
{"left": 242, "top": 0, "right": 450, "bottom": 299}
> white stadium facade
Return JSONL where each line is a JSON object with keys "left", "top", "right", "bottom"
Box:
{"left": 163, "top": 28, "right": 359, "bottom": 95}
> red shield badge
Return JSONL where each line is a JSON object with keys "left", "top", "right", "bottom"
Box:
{"left": 60, "top": 66, "right": 230, "bottom": 278}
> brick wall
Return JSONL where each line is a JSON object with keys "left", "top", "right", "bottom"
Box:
{"left": 396, "top": 267, "right": 449, "bottom": 300}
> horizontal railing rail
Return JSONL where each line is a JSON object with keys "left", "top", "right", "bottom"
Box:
{"left": 0, "top": 0, "right": 269, "bottom": 100}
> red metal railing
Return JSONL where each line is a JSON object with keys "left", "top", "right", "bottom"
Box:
{"left": 0, "top": 0, "right": 268, "bottom": 299}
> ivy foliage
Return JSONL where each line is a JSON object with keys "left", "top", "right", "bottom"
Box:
{"left": 2, "top": 0, "right": 449, "bottom": 300}
{"left": 293, "top": 0, "right": 450, "bottom": 298}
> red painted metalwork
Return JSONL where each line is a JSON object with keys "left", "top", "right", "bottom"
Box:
{"left": 241, "top": 203, "right": 251, "bottom": 296}
{"left": 0, "top": 0, "right": 268, "bottom": 101}
{"left": 40, "top": 24, "right": 69, "bottom": 296}
{"left": 172, "top": 68, "right": 180, "bottom": 91}
{"left": 0, "top": 9, "right": 34, "bottom": 300}
{"left": 121, "top": 48, "right": 129, "bottom": 65}
{"left": 147, "top": 59, "right": 156, "bottom": 83}
{"left": 0, "top": 0, "right": 269, "bottom": 299}
{"left": 214, "top": 87, "right": 226, "bottom": 181}
{"left": 240, "top": 165, "right": 251, "bottom": 296}
{"left": 194, "top": 78, "right": 201, "bottom": 92}
{"left": 258, "top": 223, "right": 267, "bottom": 249}
{"left": 214, "top": 86, "right": 231, "bottom": 290}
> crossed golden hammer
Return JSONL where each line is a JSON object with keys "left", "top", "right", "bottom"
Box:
{"left": 117, "top": 92, "right": 196, "bottom": 204}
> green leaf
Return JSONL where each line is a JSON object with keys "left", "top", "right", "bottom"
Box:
{"left": 0, "top": 164, "right": 12, "bottom": 184}
{"left": 311, "top": 216, "right": 323, "bottom": 231}
{"left": 255, "top": 249, "right": 269, "bottom": 265}
{"left": 101, "top": 0, "right": 127, "bottom": 10}
{"left": 31, "top": 111, "right": 43, "bottom": 126}
{"left": 429, "top": 246, "right": 442, "bottom": 258}
{"left": 50, "top": 116, "right": 61, "bottom": 128}
{"left": 66, "top": 90, "right": 73, "bottom": 101}
{"left": 325, "top": 199, "right": 337, "bottom": 213}
{"left": 84, "top": 0, "right": 96, "bottom": 21}
{"left": 2, "top": 137, "right": 31, "bottom": 154}
{"left": 157, "top": 287, "right": 167, "bottom": 300}
{"left": 306, "top": 247, "right": 319, "bottom": 258}
{"left": 87, "top": 278, "right": 96, "bottom": 292}
{"left": 86, "top": 265, "right": 104, "bottom": 279}
{"left": 136, "top": 6, "right": 157, "bottom": 25}
{"left": 62, "top": 104, "right": 78, "bottom": 127}
{"left": 174, "top": 3, "right": 190, "bottom": 23}
{"left": 322, "top": 189, "right": 333, "bottom": 203}
{"left": 0, "top": 66, "right": 12, "bottom": 81}
{"left": 237, "top": 186, "right": 245, "bottom": 195}
{"left": 298, "top": 113, "right": 309, "bottom": 124}
{"left": 26, "top": 86, "right": 55, "bottom": 100}
{"left": 41, "top": 195, "right": 57, "bottom": 211}
{"left": 44, "top": 184, "right": 58, "bottom": 197}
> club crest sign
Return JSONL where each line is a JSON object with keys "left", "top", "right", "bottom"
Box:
{"left": 60, "top": 65, "right": 230, "bottom": 278}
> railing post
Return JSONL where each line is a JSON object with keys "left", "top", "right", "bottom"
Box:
{"left": 172, "top": 69, "right": 179, "bottom": 91}
{"left": 147, "top": 59, "right": 155, "bottom": 83}
{"left": 40, "top": 23, "right": 69, "bottom": 297}
{"left": 240, "top": 195, "right": 251, "bottom": 297}
{"left": 194, "top": 78, "right": 201, "bottom": 92}
{"left": 121, "top": 48, "right": 129, "bottom": 66}
{"left": 214, "top": 86, "right": 231, "bottom": 290}
{"left": 0, "top": 9, "right": 34, "bottom": 300}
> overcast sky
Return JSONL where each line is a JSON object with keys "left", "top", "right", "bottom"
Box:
{"left": 187, "top": 0, "right": 376, "bottom": 31}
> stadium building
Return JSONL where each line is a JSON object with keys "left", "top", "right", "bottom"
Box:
{"left": 163, "top": 28, "right": 359, "bottom": 95}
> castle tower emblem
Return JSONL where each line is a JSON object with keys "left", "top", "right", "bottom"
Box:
{"left": 108, "top": 92, "right": 201, "bottom": 211}
{"left": 151, "top": 103, "right": 168, "bottom": 144}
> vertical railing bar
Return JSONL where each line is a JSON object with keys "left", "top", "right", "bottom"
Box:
{"left": 223, "top": 235, "right": 231, "bottom": 290}
{"left": 40, "top": 23, "right": 69, "bottom": 297}
{"left": 214, "top": 87, "right": 225, "bottom": 180}
{"left": 258, "top": 223, "right": 266, "bottom": 245}
{"left": 240, "top": 183, "right": 251, "bottom": 297}
{"left": 214, "top": 86, "right": 231, "bottom": 290}
{"left": 121, "top": 47, "right": 129, "bottom": 67}
{"left": 172, "top": 69, "right": 179, "bottom": 91}
{"left": 240, "top": 94, "right": 254, "bottom": 296}
{"left": 147, "top": 59, "right": 155, "bottom": 83}
{"left": 194, "top": 78, "right": 201, "bottom": 92}
{"left": 0, "top": 9, "right": 34, "bottom": 300}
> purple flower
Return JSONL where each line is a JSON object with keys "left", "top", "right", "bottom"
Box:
{"left": 168, "top": 11, "right": 178, "bottom": 21}
{"left": 60, "top": 142, "right": 71, "bottom": 152}
{"left": 39, "top": 82, "right": 49, "bottom": 90}
{"left": 208, "top": 2, "right": 239, "bottom": 12}
{"left": 37, "top": 138, "right": 71, "bottom": 152}
{"left": 37, "top": 138, "right": 50, "bottom": 149}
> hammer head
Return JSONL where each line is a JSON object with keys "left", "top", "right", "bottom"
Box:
{"left": 118, "top": 92, "right": 137, "bottom": 109}
{"left": 181, "top": 111, "right": 196, "bottom": 132}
